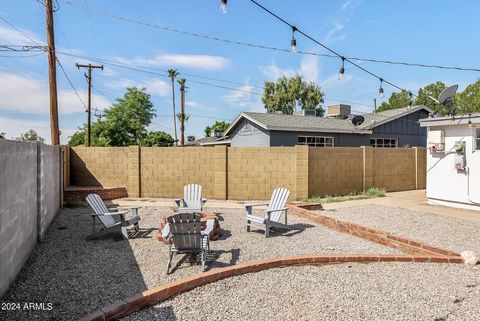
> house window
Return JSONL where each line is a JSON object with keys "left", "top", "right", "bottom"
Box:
{"left": 370, "top": 138, "right": 398, "bottom": 148}
{"left": 298, "top": 136, "right": 334, "bottom": 147}
{"left": 474, "top": 128, "right": 480, "bottom": 151}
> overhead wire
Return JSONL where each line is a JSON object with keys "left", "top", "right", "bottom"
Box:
{"left": 60, "top": 0, "right": 480, "bottom": 73}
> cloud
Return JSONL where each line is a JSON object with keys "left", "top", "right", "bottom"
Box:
{"left": 0, "top": 117, "right": 75, "bottom": 144}
{"left": 114, "top": 54, "right": 230, "bottom": 71}
{"left": 0, "top": 70, "right": 110, "bottom": 114}
{"left": 323, "top": 0, "right": 364, "bottom": 43}
{"left": 185, "top": 101, "right": 199, "bottom": 107}
{"left": 260, "top": 55, "right": 320, "bottom": 83}
{"left": 222, "top": 82, "right": 255, "bottom": 107}
{"left": 0, "top": 25, "right": 44, "bottom": 45}
{"left": 105, "top": 77, "right": 170, "bottom": 97}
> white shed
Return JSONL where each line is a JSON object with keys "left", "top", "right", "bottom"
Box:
{"left": 420, "top": 113, "right": 480, "bottom": 211}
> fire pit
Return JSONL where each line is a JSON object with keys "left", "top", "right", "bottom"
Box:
{"left": 157, "top": 211, "right": 222, "bottom": 244}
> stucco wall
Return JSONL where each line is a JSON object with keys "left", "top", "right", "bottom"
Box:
{"left": 426, "top": 124, "right": 480, "bottom": 209}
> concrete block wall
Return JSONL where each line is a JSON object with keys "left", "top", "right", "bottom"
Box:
{"left": 70, "top": 147, "right": 130, "bottom": 188}
{"left": 373, "top": 148, "right": 417, "bottom": 192}
{"left": 68, "top": 146, "right": 426, "bottom": 200}
{"left": 0, "top": 140, "right": 62, "bottom": 298}
{"left": 309, "top": 147, "right": 364, "bottom": 197}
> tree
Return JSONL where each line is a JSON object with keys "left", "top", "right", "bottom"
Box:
{"left": 262, "top": 75, "right": 324, "bottom": 116}
{"left": 376, "top": 91, "right": 411, "bottom": 112}
{"left": 458, "top": 80, "right": 480, "bottom": 114}
{"left": 141, "top": 131, "right": 174, "bottom": 147}
{"left": 68, "top": 122, "right": 108, "bottom": 147}
{"left": 168, "top": 68, "right": 179, "bottom": 144}
{"left": 102, "top": 87, "right": 155, "bottom": 146}
{"left": 414, "top": 81, "right": 448, "bottom": 115}
{"left": 68, "top": 87, "right": 155, "bottom": 146}
{"left": 205, "top": 121, "right": 230, "bottom": 137}
{"left": 16, "top": 129, "right": 44, "bottom": 143}
{"left": 177, "top": 78, "right": 187, "bottom": 146}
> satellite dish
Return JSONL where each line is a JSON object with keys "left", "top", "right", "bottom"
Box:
{"left": 350, "top": 115, "right": 365, "bottom": 126}
{"left": 438, "top": 85, "right": 458, "bottom": 106}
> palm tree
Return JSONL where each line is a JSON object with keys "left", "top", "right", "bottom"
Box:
{"left": 167, "top": 68, "right": 179, "bottom": 144}
{"left": 177, "top": 78, "right": 187, "bottom": 146}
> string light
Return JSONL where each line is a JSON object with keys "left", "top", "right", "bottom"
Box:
{"left": 290, "top": 26, "right": 297, "bottom": 53}
{"left": 408, "top": 91, "right": 413, "bottom": 107}
{"left": 379, "top": 79, "right": 385, "bottom": 98}
{"left": 220, "top": 0, "right": 227, "bottom": 14}
{"left": 338, "top": 57, "right": 345, "bottom": 80}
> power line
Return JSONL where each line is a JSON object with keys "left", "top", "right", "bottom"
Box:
{"left": 61, "top": 0, "right": 480, "bottom": 73}
{"left": 56, "top": 58, "right": 87, "bottom": 108}
{"left": 0, "top": 52, "right": 45, "bottom": 58}
{"left": 0, "top": 16, "right": 43, "bottom": 46}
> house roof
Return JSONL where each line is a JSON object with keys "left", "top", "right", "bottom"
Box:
{"left": 184, "top": 136, "right": 231, "bottom": 146}
{"left": 419, "top": 112, "right": 480, "bottom": 127}
{"left": 224, "top": 105, "right": 432, "bottom": 135}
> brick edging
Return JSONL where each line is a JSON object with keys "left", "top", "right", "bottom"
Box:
{"left": 288, "top": 204, "right": 461, "bottom": 258}
{"left": 78, "top": 254, "right": 462, "bottom": 321}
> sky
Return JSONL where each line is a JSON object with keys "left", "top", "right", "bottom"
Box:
{"left": 1, "top": 0, "right": 479, "bottom": 144}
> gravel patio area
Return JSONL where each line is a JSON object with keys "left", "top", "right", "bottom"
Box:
{"left": 123, "top": 262, "right": 480, "bottom": 321}
{"left": 319, "top": 204, "right": 480, "bottom": 254}
{"left": 0, "top": 204, "right": 397, "bottom": 321}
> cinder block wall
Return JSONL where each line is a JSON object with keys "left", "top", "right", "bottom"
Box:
{"left": 70, "top": 147, "right": 130, "bottom": 187}
{"left": 0, "top": 140, "right": 62, "bottom": 298}
{"left": 309, "top": 147, "right": 364, "bottom": 197}
{"left": 373, "top": 148, "right": 417, "bottom": 192}
{"left": 68, "top": 146, "right": 427, "bottom": 200}
{"left": 227, "top": 147, "right": 297, "bottom": 200}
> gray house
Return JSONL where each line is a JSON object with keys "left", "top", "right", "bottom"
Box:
{"left": 224, "top": 105, "right": 432, "bottom": 147}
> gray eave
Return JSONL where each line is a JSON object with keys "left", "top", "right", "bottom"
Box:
{"left": 419, "top": 113, "right": 480, "bottom": 127}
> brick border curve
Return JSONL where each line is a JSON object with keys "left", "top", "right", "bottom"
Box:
{"left": 79, "top": 254, "right": 462, "bottom": 321}
{"left": 78, "top": 204, "right": 463, "bottom": 321}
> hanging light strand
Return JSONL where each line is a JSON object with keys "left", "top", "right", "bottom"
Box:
{"left": 290, "top": 26, "right": 297, "bottom": 53}
{"left": 220, "top": 0, "right": 227, "bottom": 14}
{"left": 248, "top": 0, "right": 417, "bottom": 98}
{"left": 379, "top": 79, "right": 385, "bottom": 98}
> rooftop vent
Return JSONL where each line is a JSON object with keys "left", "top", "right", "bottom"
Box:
{"left": 293, "top": 109, "right": 316, "bottom": 117}
{"left": 187, "top": 136, "right": 196, "bottom": 142}
{"left": 327, "top": 104, "right": 351, "bottom": 119}
{"left": 210, "top": 130, "right": 224, "bottom": 138}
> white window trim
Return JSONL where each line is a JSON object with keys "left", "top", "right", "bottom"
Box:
{"left": 298, "top": 135, "right": 335, "bottom": 147}
{"left": 370, "top": 138, "right": 398, "bottom": 148}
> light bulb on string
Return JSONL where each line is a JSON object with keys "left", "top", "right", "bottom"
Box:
{"left": 338, "top": 57, "right": 345, "bottom": 80}
{"left": 291, "top": 26, "right": 297, "bottom": 53}
{"left": 220, "top": 0, "right": 227, "bottom": 14}
{"left": 379, "top": 79, "right": 385, "bottom": 98}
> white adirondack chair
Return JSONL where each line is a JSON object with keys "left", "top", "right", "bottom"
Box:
{"left": 85, "top": 194, "right": 141, "bottom": 240}
{"left": 245, "top": 188, "right": 290, "bottom": 237}
{"left": 175, "top": 184, "right": 207, "bottom": 212}
{"left": 165, "top": 212, "right": 214, "bottom": 274}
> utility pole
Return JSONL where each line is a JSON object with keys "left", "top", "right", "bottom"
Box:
{"left": 179, "top": 81, "right": 186, "bottom": 146}
{"left": 46, "top": 0, "right": 59, "bottom": 145}
{"left": 75, "top": 63, "right": 103, "bottom": 146}
{"left": 373, "top": 98, "right": 377, "bottom": 114}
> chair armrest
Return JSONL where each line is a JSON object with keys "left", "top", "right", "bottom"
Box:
{"left": 118, "top": 205, "right": 142, "bottom": 210}
{"left": 91, "top": 210, "right": 129, "bottom": 217}
{"left": 202, "top": 219, "right": 215, "bottom": 236}
{"left": 175, "top": 199, "right": 184, "bottom": 207}
{"left": 266, "top": 207, "right": 289, "bottom": 213}
{"left": 244, "top": 202, "right": 270, "bottom": 208}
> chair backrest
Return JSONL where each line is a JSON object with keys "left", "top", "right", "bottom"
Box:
{"left": 266, "top": 188, "right": 290, "bottom": 222}
{"left": 86, "top": 194, "right": 116, "bottom": 228}
{"left": 167, "top": 212, "right": 202, "bottom": 251}
{"left": 183, "top": 184, "right": 203, "bottom": 210}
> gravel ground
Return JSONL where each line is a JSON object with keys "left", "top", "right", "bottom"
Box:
{"left": 124, "top": 263, "right": 480, "bottom": 321}
{"left": 319, "top": 204, "right": 480, "bottom": 254}
{"left": 0, "top": 205, "right": 396, "bottom": 321}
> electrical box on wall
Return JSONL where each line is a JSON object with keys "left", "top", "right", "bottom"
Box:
{"left": 454, "top": 141, "right": 466, "bottom": 171}
{"left": 428, "top": 130, "right": 445, "bottom": 152}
